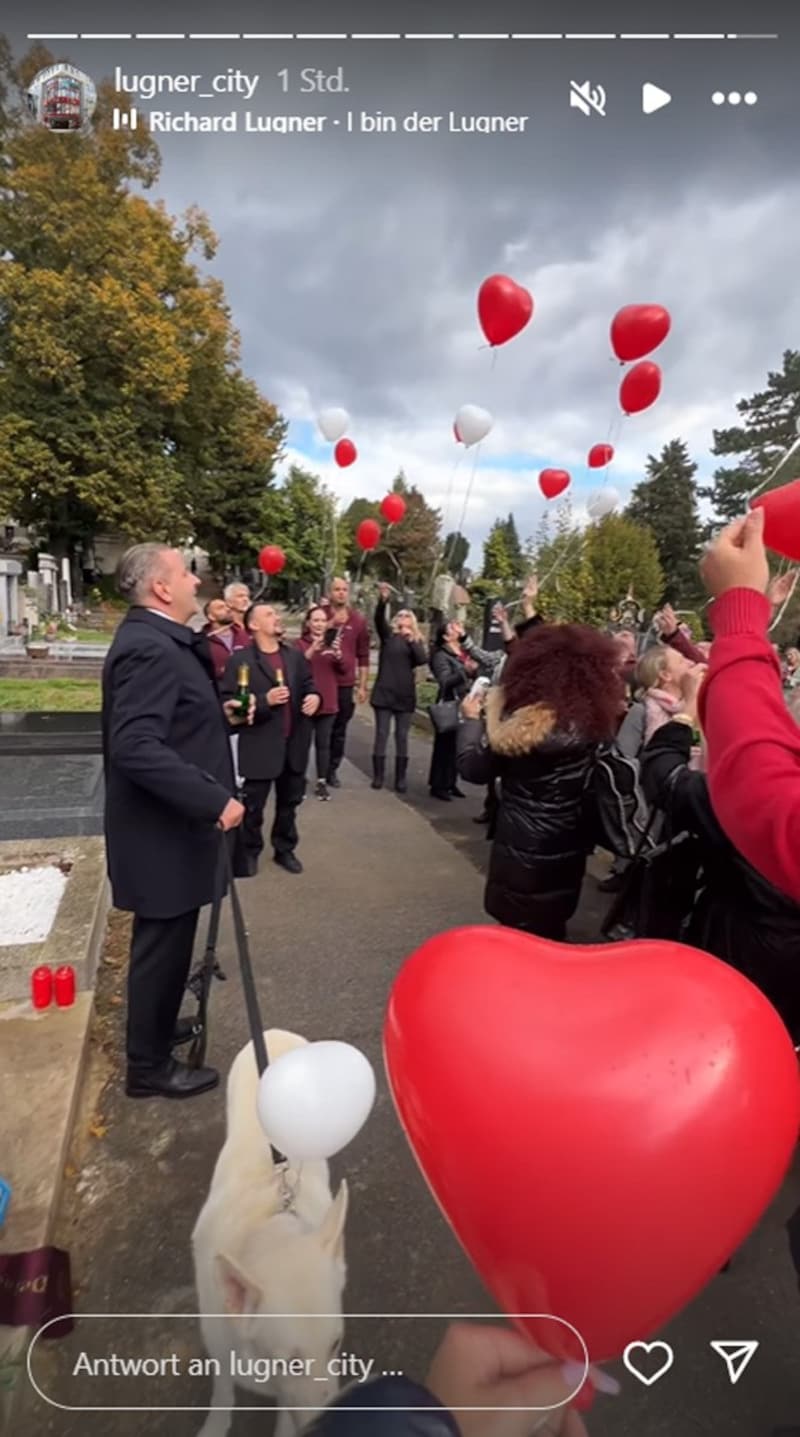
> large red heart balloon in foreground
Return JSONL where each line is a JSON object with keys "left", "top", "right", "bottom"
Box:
{"left": 538, "top": 468, "right": 571, "bottom": 500}
{"left": 611, "top": 304, "right": 671, "bottom": 363}
{"left": 751, "top": 479, "right": 800, "bottom": 561}
{"left": 258, "top": 545, "right": 286, "bottom": 575}
{"left": 384, "top": 927, "right": 799, "bottom": 1363}
{"left": 620, "top": 360, "right": 662, "bottom": 416}
{"left": 478, "top": 274, "right": 534, "bottom": 347}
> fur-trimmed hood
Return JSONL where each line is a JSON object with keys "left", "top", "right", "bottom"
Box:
{"left": 484, "top": 685, "right": 560, "bottom": 756}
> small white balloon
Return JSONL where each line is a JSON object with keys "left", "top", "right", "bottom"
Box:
{"left": 318, "top": 407, "right": 350, "bottom": 443}
{"left": 587, "top": 487, "right": 619, "bottom": 520}
{"left": 454, "top": 404, "right": 493, "bottom": 448}
{"left": 256, "top": 1041, "right": 376, "bottom": 1161}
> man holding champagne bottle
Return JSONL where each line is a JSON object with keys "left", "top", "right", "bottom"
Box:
{"left": 220, "top": 604, "right": 321, "bottom": 875}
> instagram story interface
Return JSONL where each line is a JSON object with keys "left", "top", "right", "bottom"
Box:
{"left": 1, "top": 4, "right": 799, "bottom": 1437}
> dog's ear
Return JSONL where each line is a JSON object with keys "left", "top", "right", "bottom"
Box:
{"left": 215, "top": 1253, "right": 262, "bottom": 1315}
{"left": 318, "top": 1179, "right": 348, "bottom": 1259}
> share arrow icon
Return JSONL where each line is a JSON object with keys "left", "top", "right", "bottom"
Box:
{"left": 710, "top": 1341, "right": 760, "bottom": 1385}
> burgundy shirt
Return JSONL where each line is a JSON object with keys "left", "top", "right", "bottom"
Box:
{"left": 323, "top": 606, "right": 371, "bottom": 687}
{"left": 260, "top": 649, "right": 292, "bottom": 739}
{"left": 295, "top": 639, "right": 344, "bottom": 715}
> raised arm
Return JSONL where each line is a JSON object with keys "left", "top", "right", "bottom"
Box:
{"left": 699, "top": 509, "right": 800, "bottom": 901}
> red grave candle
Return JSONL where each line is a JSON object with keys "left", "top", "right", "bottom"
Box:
{"left": 31, "top": 966, "right": 53, "bottom": 1009}
{"left": 54, "top": 966, "right": 76, "bottom": 1008}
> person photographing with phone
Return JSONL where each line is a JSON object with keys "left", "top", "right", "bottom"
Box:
{"left": 220, "top": 603, "right": 320, "bottom": 876}
{"left": 296, "top": 605, "right": 347, "bottom": 800}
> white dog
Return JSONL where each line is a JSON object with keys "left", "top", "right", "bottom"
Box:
{"left": 192, "top": 1030, "right": 349, "bottom": 1437}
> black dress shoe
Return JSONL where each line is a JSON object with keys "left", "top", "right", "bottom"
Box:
{"left": 126, "top": 1058, "right": 219, "bottom": 1099}
{"left": 449, "top": 787, "right": 466, "bottom": 798}
{"left": 327, "top": 772, "right": 342, "bottom": 789}
{"left": 430, "top": 789, "right": 452, "bottom": 802}
{"left": 172, "top": 1017, "right": 197, "bottom": 1046}
{"left": 274, "top": 852, "right": 303, "bottom": 874}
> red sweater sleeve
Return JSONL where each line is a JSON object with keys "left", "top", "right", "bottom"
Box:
{"left": 699, "top": 588, "right": 800, "bottom": 901}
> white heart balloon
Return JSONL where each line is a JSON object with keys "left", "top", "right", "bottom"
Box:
{"left": 454, "top": 404, "right": 493, "bottom": 448}
{"left": 257, "top": 1041, "right": 376, "bottom": 1161}
{"left": 587, "top": 487, "right": 619, "bottom": 520}
{"left": 318, "top": 407, "right": 350, "bottom": 443}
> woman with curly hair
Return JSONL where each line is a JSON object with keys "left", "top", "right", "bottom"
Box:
{"left": 457, "top": 623, "right": 622, "bottom": 938}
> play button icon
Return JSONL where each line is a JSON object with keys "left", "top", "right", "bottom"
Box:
{"left": 642, "top": 82, "right": 672, "bottom": 114}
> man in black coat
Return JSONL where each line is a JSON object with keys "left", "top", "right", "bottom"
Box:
{"left": 103, "top": 544, "right": 248, "bottom": 1100}
{"left": 220, "top": 603, "right": 320, "bottom": 875}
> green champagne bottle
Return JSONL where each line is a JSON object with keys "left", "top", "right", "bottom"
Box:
{"left": 234, "top": 662, "right": 250, "bottom": 715}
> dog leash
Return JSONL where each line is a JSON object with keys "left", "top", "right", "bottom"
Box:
{"left": 187, "top": 833, "right": 297, "bottom": 1206}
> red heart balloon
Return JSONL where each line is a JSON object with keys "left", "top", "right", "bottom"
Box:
{"left": 478, "top": 274, "right": 534, "bottom": 347}
{"left": 620, "top": 360, "right": 662, "bottom": 416}
{"left": 538, "top": 468, "right": 571, "bottom": 500}
{"left": 257, "top": 545, "right": 286, "bottom": 576}
{"left": 751, "top": 479, "right": 800, "bottom": 561}
{"left": 335, "top": 438, "right": 357, "bottom": 467}
{"left": 588, "top": 443, "right": 614, "bottom": 469}
{"left": 611, "top": 304, "right": 671, "bottom": 363}
{"left": 384, "top": 927, "right": 800, "bottom": 1363}
{"left": 356, "top": 518, "right": 381, "bottom": 551}
{"left": 380, "top": 494, "right": 406, "bottom": 525}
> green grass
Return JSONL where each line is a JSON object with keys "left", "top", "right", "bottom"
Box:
{"left": 72, "top": 627, "right": 114, "bottom": 643}
{"left": 0, "top": 679, "right": 102, "bottom": 711}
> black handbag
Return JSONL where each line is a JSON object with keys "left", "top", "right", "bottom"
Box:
{"left": 428, "top": 699, "right": 460, "bottom": 734}
{"left": 601, "top": 773, "right": 701, "bottom": 943}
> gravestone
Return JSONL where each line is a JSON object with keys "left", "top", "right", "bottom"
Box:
{"left": 0, "top": 713, "right": 103, "bottom": 841}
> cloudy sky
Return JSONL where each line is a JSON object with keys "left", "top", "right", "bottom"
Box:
{"left": 6, "top": 1, "right": 797, "bottom": 560}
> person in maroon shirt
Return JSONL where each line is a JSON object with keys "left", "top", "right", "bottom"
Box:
{"left": 219, "top": 604, "right": 320, "bottom": 875}
{"left": 296, "top": 605, "right": 347, "bottom": 800}
{"left": 322, "top": 576, "right": 371, "bottom": 787}
{"left": 201, "top": 597, "right": 236, "bottom": 682}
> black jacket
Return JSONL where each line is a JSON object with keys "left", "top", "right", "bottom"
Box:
{"left": 219, "top": 641, "right": 317, "bottom": 782}
{"left": 371, "top": 601, "right": 427, "bottom": 712}
{"left": 430, "top": 645, "right": 471, "bottom": 703}
{"left": 642, "top": 721, "right": 800, "bottom": 1041}
{"left": 102, "top": 608, "right": 234, "bottom": 919}
{"left": 457, "top": 688, "right": 595, "bottom": 937}
{"left": 308, "top": 1377, "right": 457, "bottom": 1435}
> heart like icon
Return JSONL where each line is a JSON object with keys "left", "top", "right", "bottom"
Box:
{"left": 623, "top": 1341, "right": 675, "bottom": 1386}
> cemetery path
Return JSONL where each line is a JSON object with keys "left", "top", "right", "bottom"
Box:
{"left": 14, "top": 723, "right": 800, "bottom": 1437}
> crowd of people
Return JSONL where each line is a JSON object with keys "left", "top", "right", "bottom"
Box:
{"left": 100, "top": 512, "right": 800, "bottom": 1432}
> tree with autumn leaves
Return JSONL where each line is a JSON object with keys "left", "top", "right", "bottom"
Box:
{"left": 0, "top": 41, "right": 285, "bottom": 579}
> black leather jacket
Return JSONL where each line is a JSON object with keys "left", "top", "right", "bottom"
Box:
{"left": 308, "top": 1376, "right": 458, "bottom": 1434}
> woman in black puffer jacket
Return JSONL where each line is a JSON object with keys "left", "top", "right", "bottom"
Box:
{"left": 457, "top": 624, "right": 622, "bottom": 939}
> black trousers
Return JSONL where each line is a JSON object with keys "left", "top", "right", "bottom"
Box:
{"left": 311, "top": 713, "right": 336, "bottom": 781}
{"left": 127, "top": 909, "right": 200, "bottom": 1069}
{"left": 373, "top": 708, "right": 413, "bottom": 761}
{"left": 329, "top": 686, "right": 355, "bottom": 776}
{"left": 429, "top": 729, "right": 458, "bottom": 794}
{"left": 242, "top": 768, "right": 306, "bottom": 859}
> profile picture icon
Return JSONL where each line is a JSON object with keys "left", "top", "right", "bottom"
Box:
{"left": 26, "top": 63, "right": 97, "bottom": 133}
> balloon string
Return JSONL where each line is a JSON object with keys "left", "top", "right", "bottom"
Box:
{"left": 746, "top": 435, "right": 800, "bottom": 504}
{"left": 453, "top": 441, "right": 483, "bottom": 552}
{"left": 427, "top": 447, "right": 465, "bottom": 600}
{"left": 537, "top": 519, "right": 586, "bottom": 591}
{"left": 769, "top": 570, "right": 799, "bottom": 634}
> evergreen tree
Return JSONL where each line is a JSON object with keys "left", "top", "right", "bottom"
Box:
{"left": 699, "top": 351, "right": 800, "bottom": 525}
{"left": 442, "top": 531, "right": 470, "bottom": 579}
{"left": 482, "top": 520, "right": 515, "bottom": 586}
{"left": 626, "top": 440, "right": 703, "bottom": 605}
{"left": 500, "top": 513, "right": 526, "bottom": 581}
{"left": 582, "top": 515, "right": 664, "bottom": 624}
